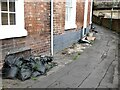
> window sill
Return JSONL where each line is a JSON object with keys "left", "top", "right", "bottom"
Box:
{"left": 65, "top": 23, "right": 77, "bottom": 30}
{"left": 0, "top": 28, "right": 28, "bottom": 40}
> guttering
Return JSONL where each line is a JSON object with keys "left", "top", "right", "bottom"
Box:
{"left": 51, "top": 0, "right": 54, "bottom": 56}
{"left": 83, "top": 0, "right": 89, "bottom": 37}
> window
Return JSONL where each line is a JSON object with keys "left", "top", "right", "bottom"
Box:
{"left": 1, "top": 0, "right": 16, "bottom": 25}
{"left": 0, "top": 0, "right": 27, "bottom": 39}
{"left": 65, "top": 0, "right": 76, "bottom": 29}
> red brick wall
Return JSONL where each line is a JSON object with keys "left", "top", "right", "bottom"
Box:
{"left": 76, "top": 0, "right": 84, "bottom": 29}
{"left": 87, "top": 0, "right": 91, "bottom": 26}
{"left": 24, "top": 1, "right": 51, "bottom": 55}
{"left": 53, "top": 0, "right": 85, "bottom": 34}
{"left": 53, "top": 0, "right": 65, "bottom": 35}
{"left": 0, "top": 1, "right": 51, "bottom": 67}
{"left": 53, "top": 0, "right": 92, "bottom": 33}
{"left": 0, "top": 0, "right": 92, "bottom": 68}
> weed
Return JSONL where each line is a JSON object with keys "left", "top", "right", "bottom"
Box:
{"left": 31, "top": 77, "right": 37, "bottom": 81}
{"left": 73, "top": 53, "right": 80, "bottom": 60}
{"left": 78, "top": 52, "right": 81, "bottom": 55}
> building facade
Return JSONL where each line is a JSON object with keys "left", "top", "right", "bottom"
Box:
{"left": 53, "top": 0, "right": 93, "bottom": 52}
{"left": 0, "top": 0, "right": 93, "bottom": 68}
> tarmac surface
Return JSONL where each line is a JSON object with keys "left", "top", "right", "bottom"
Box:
{"left": 2, "top": 24, "right": 119, "bottom": 88}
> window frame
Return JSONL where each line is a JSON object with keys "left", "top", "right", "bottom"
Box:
{"left": 1, "top": 0, "right": 16, "bottom": 25}
{"left": 0, "top": 0, "right": 27, "bottom": 39}
{"left": 65, "top": 0, "right": 77, "bottom": 30}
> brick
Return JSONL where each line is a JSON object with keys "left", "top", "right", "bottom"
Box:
{"left": 0, "top": 1, "right": 92, "bottom": 68}
{"left": 0, "top": 1, "right": 51, "bottom": 68}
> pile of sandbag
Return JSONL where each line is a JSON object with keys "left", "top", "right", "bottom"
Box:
{"left": 2, "top": 55, "right": 56, "bottom": 81}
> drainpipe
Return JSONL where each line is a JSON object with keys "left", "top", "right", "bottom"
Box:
{"left": 110, "top": 8, "right": 113, "bottom": 31}
{"left": 51, "top": 0, "right": 54, "bottom": 56}
{"left": 90, "top": 0, "right": 93, "bottom": 29}
{"left": 83, "top": 0, "right": 89, "bottom": 37}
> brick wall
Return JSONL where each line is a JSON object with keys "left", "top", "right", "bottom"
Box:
{"left": 53, "top": 1, "right": 92, "bottom": 53}
{"left": 0, "top": 0, "right": 92, "bottom": 68}
{"left": 53, "top": 0, "right": 85, "bottom": 35}
{"left": 0, "top": 1, "right": 51, "bottom": 68}
{"left": 87, "top": 0, "right": 91, "bottom": 26}
{"left": 76, "top": 0, "right": 84, "bottom": 29}
{"left": 53, "top": 0, "right": 65, "bottom": 35}
{"left": 24, "top": 1, "right": 51, "bottom": 55}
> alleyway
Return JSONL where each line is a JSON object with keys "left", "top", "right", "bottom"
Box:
{"left": 3, "top": 24, "right": 119, "bottom": 88}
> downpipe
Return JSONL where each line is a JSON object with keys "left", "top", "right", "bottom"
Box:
{"left": 50, "top": 0, "right": 54, "bottom": 56}
{"left": 80, "top": 0, "right": 93, "bottom": 44}
{"left": 90, "top": 0, "right": 93, "bottom": 29}
{"left": 83, "top": 0, "right": 89, "bottom": 37}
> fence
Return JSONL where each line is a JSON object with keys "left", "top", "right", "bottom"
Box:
{"left": 93, "top": 15, "right": 120, "bottom": 32}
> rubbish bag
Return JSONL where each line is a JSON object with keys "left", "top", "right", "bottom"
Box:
{"left": 2, "top": 63, "right": 10, "bottom": 79}
{"left": 5, "top": 66, "right": 19, "bottom": 79}
{"left": 24, "top": 55, "right": 35, "bottom": 62}
{"left": 31, "top": 71, "right": 41, "bottom": 77}
{"left": 29, "top": 58, "right": 36, "bottom": 69}
{"left": 2, "top": 56, "right": 23, "bottom": 79}
{"left": 18, "top": 63, "right": 32, "bottom": 81}
{"left": 14, "top": 57, "right": 24, "bottom": 68}
{"left": 36, "top": 55, "right": 53, "bottom": 74}
{"left": 2, "top": 55, "right": 54, "bottom": 81}
{"left": 4, "top": 55, "right": 16, "bottom": 66}
{"left": 46, "top": 62, "right": 58, "bottom": 72}
{"left": 34, "top": 60, "right": 46, "bottom": 75}
{"left": 39, "top": 63, "right": 46, "bottom": 75}
{"left": 40, "top": 56, "right": 53, "bottom": 64}
{"left": 45, "top": 56, "right": 53, "bottom": 63}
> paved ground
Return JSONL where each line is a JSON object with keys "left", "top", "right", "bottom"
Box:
{"left": 2, "top": 24, "right": 119, "bottom": 88}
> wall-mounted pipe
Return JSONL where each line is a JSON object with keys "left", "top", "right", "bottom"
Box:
{"left": 51, "top": 0, "right": 54, "bottom": 56}
{"left": 110, "top": 8, "right": 113, "bottom": 30}
{"left": 90, "top": 0, "right": 93, "bottom": 25}
{"left": 83, "top": 0, "right": 89, "bottom": 37}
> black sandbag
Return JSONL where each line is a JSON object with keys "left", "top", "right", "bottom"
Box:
{"left": 5, "top": 66, "right": 19, "bottom": 79}
{"left": 18, "top": 63, "right": 32, "bottom": 81}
